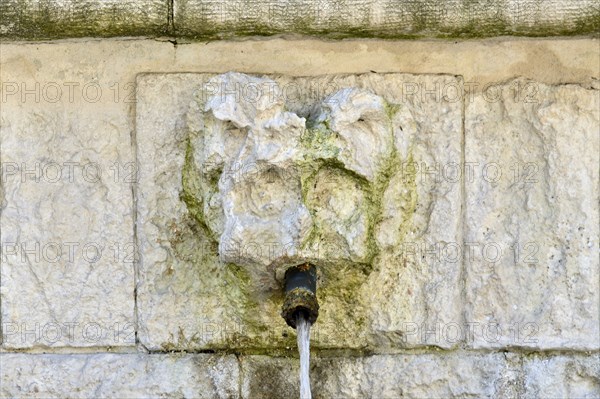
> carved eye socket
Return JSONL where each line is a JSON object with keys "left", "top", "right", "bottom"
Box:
{"left": 264, "top": 167, "right": 279, "bottom": 183}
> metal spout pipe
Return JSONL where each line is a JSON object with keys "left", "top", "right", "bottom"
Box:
{"left": 281, "top": 263, "right": 319, "bottom": 329}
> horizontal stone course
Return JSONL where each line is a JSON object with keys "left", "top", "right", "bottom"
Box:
{"left": 522, "top": 354, "right": 600, "bottom": 398}
{"left": 175, "top": 0, "right": 600, "bottom": 39}
{"left": 241, "top": 353, "right": 516, "bottom": 398}
{"left": 240, "top": 352, "right": 599, "bottom": 398}
{"left": 1, "top": 0, "right": 598, "bottom": 39}
{"left": 0, "top": 353, "right": 240, "bottom": 398}
{"left": 2, "top": 352, "right": 597, "bottom": 398}
{"left": 0, "top": 0, "right": 169, "bottom": 39}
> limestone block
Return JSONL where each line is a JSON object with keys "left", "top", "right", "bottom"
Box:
{"left": 0, "top": 107, "right": 135, "bottom": 348}
{"left": 0, "top": 353, "right": 239, "bottom": 398}
{"left": 2, "top": 0, "right": 598, "bottom": 39}
{"left": 523, "top": 354, "right": 600, "bottom": 398}
{"left": 136, "top": 72, "right": 462, "bottom": 350}
{"left": 0, "top": 0, "right": 168, "bottom": 39}
{"left": 465, "top": 79, "right": 600, "bottom": 349}
{"left": 241, "top": 353, "right": 518, "bottom": 398}
{"left": 174, "top": 0, "right": 600, "bottom": 39}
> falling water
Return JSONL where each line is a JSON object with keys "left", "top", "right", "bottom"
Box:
{"left": 296, "top": 313, "right": 312, "bottom": 399}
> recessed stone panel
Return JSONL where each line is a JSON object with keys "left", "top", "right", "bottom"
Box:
{"left": 135, "top": 72, "right": 463, "bottom": 350}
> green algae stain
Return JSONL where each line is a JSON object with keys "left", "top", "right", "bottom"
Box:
{"left": 1, "top": 0, "right": 598, "bottom": 41}
{"left": 175, "top": 88, "right": 423, "bottom": 351}
{"left": 181, "top": 136, "right": 220, "bottom": 244}
{"left": 396, "top": 151, "right": 419, "bottom": 243}
{"left": 292, "top": 99, "right": 420, "bottom": 349}
{"left": 297, "top": 100, "right": 413, "bottom": 259}
{"left": 181, "top": 138, "right": 205, "bottom": 226}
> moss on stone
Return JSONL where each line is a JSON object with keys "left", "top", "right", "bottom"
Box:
{"left": 2, "top": 0, "right": 598, "bottom": 40}
{"left": 397, "top": 151, "right": 419, "bottom": 244}
{"left": 181, "top": 135, "right": 220, "bottom": 244}
{"left": 0, "top": 0, "right": 169, "bottom": 39}
{"left": 173, "top": 78, "right": 421, "bottom": 352}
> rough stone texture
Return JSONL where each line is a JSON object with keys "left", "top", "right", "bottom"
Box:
{"left": 193, "top": 72, "right": 313, "bottom": 270}
{"left": 465, "top": 79, "right": 600, "bottom": 350}
{"left": 176, "top": 0, "right": 600, "bottom": 39}
{"left": 0, "top": 353, "right": 239, "bottom": 398}
{"left": 135, "top": 73, "right": 268, "bottom": 353}
{"left": 0, "top": 37, "right": 597, "bottom": 90}
{"left": 0, "top": 97, "right": 135, "bottom": 347}
{"left": 522, "top": 354, "right": 600, "bottom": 398}
{"left": 0, "top": 37, "right": 599, "bottom": 397}
{"left": 0, "top": 0, "right": 169, "bottom": 39}
{"left": 1, "top": 0, "right": 598, "bottom": 39}
{"left": 136, "top": 72, "right": 462, "bottom": 350}
{"left": 1, "top": 352, "right": 597, "bottom": 398}
{"left": 240, "top": 353, "right": 520, "bottom": 398}
{"left": 6, "top": 35, "right": 593, "bottom": 351}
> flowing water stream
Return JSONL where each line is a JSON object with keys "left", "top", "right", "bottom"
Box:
{"left": 296, "top": 313, "right": 312, "bottom": 399}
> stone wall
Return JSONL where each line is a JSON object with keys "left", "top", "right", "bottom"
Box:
{"left": 1, "top": 0, "right": 599, "bottom": 39}
{"left": 0, "top": 37, "right": 599, "bottom": 398}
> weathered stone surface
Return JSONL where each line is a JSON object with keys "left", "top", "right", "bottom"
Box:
{"left": 465, "top": 79, "right": 600, "bottom": 349}
{"left": 357, "top": 74, "right": 463, "bottom": 349}
{"left": 187, "top": 73, "right": 407, "bottom": 270}
{"left": 136, "top": 72, "right": 462, "bottom": 350}
{"left": 0, "top": 353, "right": 239, "bottom": 398}
{"left": 175, "top": 0, "right": 600, "bottom": 39}
{"left": 5, "top": 0, "right": 597, "bottom": 40}
{"left": 0, "top": 37, "right": 597, "bottom": 90}
{"left": 0, "top": 37, "right": 599, "bottom": 396}
{"left": 195, "top": 72, "right": 312, "bottom": 270}
{"left": 0, "top": 0, "right": 168, "bottom": 39}
{"left": 315, "top": 87, "right": 393, "bottom": 182}
{"left": 135, "top": 73, "right": 245, "bottom": 352}
{"left": 0, "top": 105, "right": 135, "bottom": 347}
{"left": 240, "top": 353, "right": 519, "bottom": 398}
{"left": 523, "top": 354, "right": 600, "bottom": 398}
{"left": 1, "top": 351, "right": 597, "bottom": 398}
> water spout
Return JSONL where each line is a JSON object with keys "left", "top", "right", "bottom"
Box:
{"left": 281, "top": 263, "right": 319, "bottom": 399}
{"left": 281, "top": 263, "right": 319, "bottom": 329}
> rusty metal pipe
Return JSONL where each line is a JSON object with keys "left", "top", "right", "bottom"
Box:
{"left": 281, "top": 263, "right": 319, "bottom": 329}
